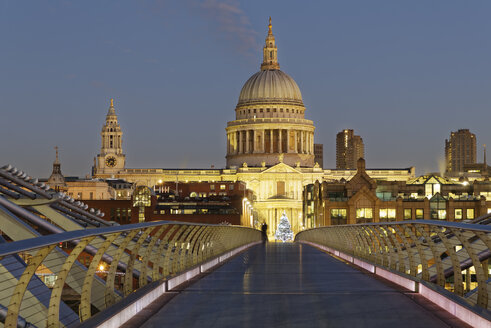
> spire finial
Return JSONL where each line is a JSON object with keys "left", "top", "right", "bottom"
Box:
{"left": 110, "top": 98, "right": 114, "bottom": 107}
{"left": 54, "top": 146, "right": 60, "bottom": 164}
{"left": 261, "top": 16, "right": 280, "bottom": 71}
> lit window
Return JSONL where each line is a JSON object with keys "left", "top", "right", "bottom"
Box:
{"left": 404, "top": 209, "right": 411, "bottom": 220}
{"left": 210, "top": 184, "right": 215, "bottom": 190}
{"left": 467, "top": 208, "right": 475, "bottom": 219}
{"left": 330, "top": 209, "right": 347, "bottom": 225}
{"left": 454, "top": 209, "right": 463, "bottom": 220}
{"left": 379, "top": 208, "right": 396, "bottom": 220}
{"left": 416, "top": 209, "right": 424, "bottom": 219}
{"left": 220, "top": 185, "right": 226, "bottom": 190}
{"left": 437, "top": 209, "right": 446, "bottom": 220}
{"left": 356, "top": 208, "right": 373, "bottom": 219}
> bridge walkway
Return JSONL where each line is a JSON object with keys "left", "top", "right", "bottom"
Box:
{"left": 140, "top": 243, "right": 468, "bottom": 328}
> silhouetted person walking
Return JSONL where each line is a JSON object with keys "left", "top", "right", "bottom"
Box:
{"left": 261, "top": 222, "right": 268, "bottom": 243}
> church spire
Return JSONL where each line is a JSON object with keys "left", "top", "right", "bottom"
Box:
{"left": 261, "top": 17, "right": 280, "bottom": 71}
{"left": 54, "top": 146, "right": 60, "bottom": 165}
{"left": 47, "top": 146, "right": 67, "bottom": 192}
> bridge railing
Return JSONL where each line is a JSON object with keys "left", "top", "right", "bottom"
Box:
{"left": 0, "top": 221, "right": 261, "bottom": 328}
{"left": 295, "top": 220, "right": 491, "bottom": 311}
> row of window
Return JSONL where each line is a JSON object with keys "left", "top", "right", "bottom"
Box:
{"left": 209, "top": 184, "right": 233, "bottom": 191}
{"left": 239, "top": 108, "right": 302, "bottom": 115}
{"left": 330, "top": 208, "right": 477, "bottom": 220}
{"left": 188, "top": 191, "right": 229, "bottom": 198}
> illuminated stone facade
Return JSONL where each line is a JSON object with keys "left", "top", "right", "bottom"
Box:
{"left": 226, "top": 18, "right": 315, "bottom": 169}
{"left": 93, "top": 99, "right": 126, "bottom": 176}
{"left": 92, "top": 20, "right": 415, "bottom": 237}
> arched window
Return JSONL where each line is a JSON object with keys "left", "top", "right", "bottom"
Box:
{"left": 270, "top": 51, "right": 273, "bottom": 59}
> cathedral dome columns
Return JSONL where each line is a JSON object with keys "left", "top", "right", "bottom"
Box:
{"left": 226, "top": 18, "right": 315, "bottom": 168}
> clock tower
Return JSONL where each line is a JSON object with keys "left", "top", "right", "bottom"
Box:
{"left": 94, "top": 99, "right": 126, "bottom": 176}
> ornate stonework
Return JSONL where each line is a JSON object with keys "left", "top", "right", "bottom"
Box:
{"left": 92, "top": 20, "right": 415, "bottom": 236}
{"left": 226, "top": 18, "right": 315, "bottom": 168}
{"left": 93, "top": 99, "right": 126, "bottom": 176}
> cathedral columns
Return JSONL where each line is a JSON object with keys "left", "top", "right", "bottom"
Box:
{"left": 300, "top": 131, "right": 304, "bottom": 154}
{"left": 261, "top": 129, "right": 265, "bottom": 153}
{"left": 239, "top": 131, "right": 243, "bottom": 154}
{"left": 294, "top": 131, "right": 298, "bottom": 153}
{"left": 286, "top": 129, "right": 290, "bottom": 153}
{"left": 245, "top": 130, "right": 249, "bottom": 153}
{"left": 279, "top": 129, "right": 282, "bottom": 153}
{"left": 270, "top": 130, "right": 274, "bottom": 153}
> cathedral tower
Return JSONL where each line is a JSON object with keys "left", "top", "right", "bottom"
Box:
{"left": 226, "top": 18, "right": 315, "bottom": 168}
{"left": 94, "top": 99, "right": 126, "bottom": 175}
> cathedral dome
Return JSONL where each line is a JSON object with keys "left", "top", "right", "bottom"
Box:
{"left": 238, "top": 70, "right": 303, "bottom": 106}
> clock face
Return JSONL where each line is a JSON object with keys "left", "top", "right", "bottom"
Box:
{"left": 105, "top": 156, "right": 117, "bottom": 167}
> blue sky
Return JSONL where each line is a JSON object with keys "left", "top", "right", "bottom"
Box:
{"left": 1, "top": 1, "right": 491, "bottom": 178}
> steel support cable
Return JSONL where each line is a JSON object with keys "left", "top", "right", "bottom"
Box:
{"left": 5, "top": 245, "right": 56, "bottom": 328}
{"left": 395, "top": 225, "right": 418, "bottom": 276}
{"left": 451, "top": 228, "right": 488, "bottom": 308}
{"left": 104, "top": 230, "right": 139, "bottom": 307}
{"left": 188, "top": 226, "right": 207, "bottom": 268}
{"left": 0, "top": 185, "right": 21, "bottom": 200}
{"left": 124, "top": 227, "right": 153, "bottom": 297}
{"left": 47, "top": 236, "right": 95, "bottom": 328}
{"left": 433, "top": 226, "right": 464, "bottom": 296}
{"left": 362, "top": 226, "right": 379, "bottom": 265}
{"left": 173, "top": 225, "right": 193, "bottom": 274}
{"left": 405, "top": 224, "right": 430, "bottom": 281}
{"left": 383, "top": 225, "right": 405, "bottom": 272}
{"left": 161, "top": 226, "right": 189, "bottom": 277}
{"left": 0, "top": 170, "right": 52, "bottom": 200}
{"left": 369, "top": 226, "right": 391, "bottom": 268}
{"left": 56, "top": 201, "right": 112, "bottom": 227}
{"left": 49, "top": 204, "right": 99, "bottom": 228}
{"left": 0, "top": 196, "right": 123, "bottom": 274}
{"left": 0, "top": 178, "right": 37, "bottom": 200}
{"left": 139, "top": 225, "right": 166, "bottom": 287}
{"left": 179, "top": 226, "right": 201, "bottom": 273}
{"left": 414, "top": 224, "right": 445, "bottom": 287}
{"left": 152, "top": 225, "right": 179, "bottom": 281}
{"left": 79, "top": 232, "right": 120, "bottom": 322}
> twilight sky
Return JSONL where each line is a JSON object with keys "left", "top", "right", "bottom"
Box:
{"left": 1, "top": 0, "right": 491, "bottom": 178}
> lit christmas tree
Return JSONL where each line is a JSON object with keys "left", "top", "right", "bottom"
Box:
{"left": 275, "top": 211, "right": 294, "bottom": 242}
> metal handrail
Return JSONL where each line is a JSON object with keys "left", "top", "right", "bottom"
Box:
{"left": 295, "top": 220, "right": 491, "bottom": 311}
{"left": 0, "top": 222, "right": 262, "bottom": 328}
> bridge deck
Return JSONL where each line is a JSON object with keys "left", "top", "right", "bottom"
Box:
{"left": 141, "top": 243, "right": 462, "bottom": 327}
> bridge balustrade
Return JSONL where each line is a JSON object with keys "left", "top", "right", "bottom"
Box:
{"left": 295, "top": 220, "right": 491, "bottom": 312}
{"left": 0, "top": 222, "right": 261, "bottom": 328}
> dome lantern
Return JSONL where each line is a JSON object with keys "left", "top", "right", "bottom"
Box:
{"left": 261, "top": 17, "right": 280, "bottom": 71}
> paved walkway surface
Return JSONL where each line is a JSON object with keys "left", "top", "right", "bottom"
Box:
{"left": 142, "top": 243, "right": 458, "bottom": 328}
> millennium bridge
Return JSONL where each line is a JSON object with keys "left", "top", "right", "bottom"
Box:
{"left": 0, "top": 165, "right": 490, "bottom": 327}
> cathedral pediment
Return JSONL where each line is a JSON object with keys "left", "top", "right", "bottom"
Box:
{"left": 262, "top": 163, "right": 302, "bottom": 174}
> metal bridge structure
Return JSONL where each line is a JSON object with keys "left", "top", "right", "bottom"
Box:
{"left": 0, "top": 165, "right": 261, "bottom": 327}
{"left": 296, "top": 219, "right": 491, "bottom": 327}
{"left": 0, "top": 163, "right": 491, "bottom": 327}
